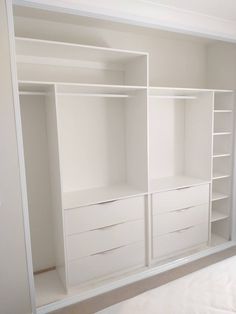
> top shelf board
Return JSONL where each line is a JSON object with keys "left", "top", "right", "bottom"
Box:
{"left": 18, "top": 81, "right": 147, "bottom": 96}
{"left": 149, "top": 87, "right": 233, "bottom": 98}
{"left": 15, "top": 37, "right": 148, "bottom": 66}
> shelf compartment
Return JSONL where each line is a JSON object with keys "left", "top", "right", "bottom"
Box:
{"left": 34, "top": 270, "right": 66, "bottom": 307}
{"left": 15, "top": 37, "right": 148, "bottom": 86}
{"left": 211, "top": 210, "right": 229, "bottom": 222}
{"left": 210, "top": 233, "right": 228, "bottom": 246}
{"left": 213, "top": 111, "right": 233, "bottom": 134}
{"left": 214, "top": 91, "right": 234, "bottom": 111}
{"left": 57, "top": 89, "right": 148, "bottom": 207}
{"left": 213, "top": 135, "right": 232, "bottom": 157}
{"left": 149, "top": 91, "right": 213, "bottom": 188}
{"left": 211, "top": 219, "right": 230, "bottom": 246}
{"left": 212, "top": 192, "right": 229, "bottom": 201}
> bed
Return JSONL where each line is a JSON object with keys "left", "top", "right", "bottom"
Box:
{"left": 97, "top": 256, "right": 236, "bottom": 314}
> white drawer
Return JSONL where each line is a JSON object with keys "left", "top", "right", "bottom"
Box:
{"left": 153, "top": 204, "right": 209, "bottom": 237}
{"left": 65, "top": 196, "right": 145, "bottom": 235}
{"left": 153, "top": 223, "right": 208, "bottom": 259}
{"left": 152, "top": 184, "right": 209, "bottom": 214}
{"left": 67, "top": 219, "right": 145, "bottom": 261}
{"left": 67, "top": 241, "right": 145, "bottom": 287}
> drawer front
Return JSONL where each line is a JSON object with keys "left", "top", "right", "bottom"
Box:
{"left": 153, "top": 223, "right": 208, "bottom": 259}
{"left": 67, "top": 242, "right": 145, "bottom": 286}
{"left": 67, "top": 219, "right": 145, "bottom": 261}
{"left": 153, "top": 204, "right": 209, "bottom": 237}
{"left": 152, "top": 184, "right": 209, "bottom": 214}
{"left": 65, "top": 196, "right": 145, "bottom": 235}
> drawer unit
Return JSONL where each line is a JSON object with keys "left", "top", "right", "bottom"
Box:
{"left": 153, "top": 223, "right": 208, "bottom": 259}
{"left": 152, "top": 184, "right": 209, "bottom": 214}
{"left": 153, "top": 204, "right": 209, "bottom": 237}
{"left": 67, "top": 241, "right": 145, "bottom": 286}
{"left": 67, "top": 219, "right": 145, "bottom": 261}
{"left": 65, "top": 196, "right": 145, "bottom": 235}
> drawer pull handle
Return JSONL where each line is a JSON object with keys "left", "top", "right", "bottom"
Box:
{"left": 173, "top": 226, "right": 194, "bottom": 233}
{"left": 91, "top": 245, "right": 125, "bottom": 256}
{"left": 96, "top": 222, "right": 124, "bottom": 231}
{"left": 97, "top": 200, "right": 116, "bottom": 205}
{"left": 176, "top": 186, "right": 192, "bottom": 191}
{"left": 174, "top": 207, "right": 191, "bottom": 213}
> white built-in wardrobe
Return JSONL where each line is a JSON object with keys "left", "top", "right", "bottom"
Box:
{"left": 6, "top": 3, "right": 236, "bottom": 313}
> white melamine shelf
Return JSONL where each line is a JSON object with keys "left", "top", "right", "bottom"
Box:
{"left": 212, "top": 192, "right": 229, "bottom": 201}
{"left": 62, "top": 184, "right": 147, "bottom": 209}
{"left": 213, "top": 173, "right": 230, "bottom": 180}
{"left": 213, "top": 132, "right": 232, "bottom": 136}
{"left": 211, "top": 211, "right": 229, "bottom": 222}
{"left": 213, "top": 153, "right": 231, "bottom": 158}
{"left": 15, "top": 37, "right": 147, "bottom": 66}
{"left": 34, "top": 270, "right": 66, "bottom": 307}
{"left": 149, "top": 176, "right": 209, "bottom": 193}
{"left": 56, "top": 83, "right": 146, "bottom": 96}
{"left": 214, "top": 110, "right": 233, "bottom": 113}
{"left": 149, "top": 86, "right": 233, "bottom": 97}
{"left": 18, "top": 81, "right": 146, "bottom": 93}
{"left": 211, "top": 233, "right": 228, "bottom": 246}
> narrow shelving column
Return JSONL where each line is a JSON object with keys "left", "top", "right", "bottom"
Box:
{"left": 211, "top": 91, "right": 234, "bottom": 246}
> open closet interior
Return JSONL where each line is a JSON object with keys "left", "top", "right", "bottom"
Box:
{"left": 12, "top": 4, "right": 236, "bottom": 311}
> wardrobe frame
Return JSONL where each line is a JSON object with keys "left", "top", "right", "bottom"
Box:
{"left": 4, "top": 1, "right": 236, "bottom": 313}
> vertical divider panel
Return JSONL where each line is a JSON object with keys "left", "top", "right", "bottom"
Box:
{"left": 45, "top": 85, "right": 67, "bottom": 291}
{"left": 209, "top": 91, "right": 215, "bottom": 243}
{"left": 146, "top": 53, "right": 151, "bottom": 266}
{"left": 229, "top": 93, "right": 235, "bottom": 241}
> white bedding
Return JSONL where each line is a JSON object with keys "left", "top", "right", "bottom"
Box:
{"left": 98, "top": 256, "right": 236, "bottom": 314}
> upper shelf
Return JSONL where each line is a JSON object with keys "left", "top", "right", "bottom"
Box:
{"left": 15, "top": 37, "right": 148, "bottom": 67}
{"left": 18, "top": 81, "right": 147, "bottom": 97}
{"left": 15, "top": 37, "right": 148, "bottom": 86}
{"left": 149, "top": 87, "right": 233, "bottom": 98}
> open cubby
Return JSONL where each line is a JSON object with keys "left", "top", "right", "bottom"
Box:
{"left": 19, "top": 89, "right": 67, "bottom": 305}
{"left": 211, "top": 198, "right": 230, "bottom": 222}
{"left": 15, "top": 37, "right": 148, "bottom": 86}
{"left": 149, "top": 89, "right": 213, "bottom": 192}
{"left": 214, "top": 112, "right": 233, "bottom": 133}
{"left": 213, "top": 135, "right": 232, "bottom": 156}
{"left": 211, "top": 219, "right": 231, "bottom": 246}
{"left": 214, "top": 92, "right": 234, "bottom": 110}
{"left": 55, "top": 87, "right": 148, "bottom": 208}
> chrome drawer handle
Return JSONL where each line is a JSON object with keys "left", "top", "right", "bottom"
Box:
{"left": 97, "top": 200, "right": 116, "bottom": 205}
{"left": 96, "top": 222, "right": 124, "bottom": 231}
{"left": 174, "top": 207, "right": 191, "bottom": 213}
{"left": 91, "top": 245, "right": 125, "bottom": 256}
{"left": 173, "top": 226, "right": 194, "bottom": 234}
{"left": 176, "top": 186, "right": 191, "bottom": 191}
